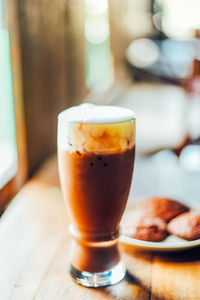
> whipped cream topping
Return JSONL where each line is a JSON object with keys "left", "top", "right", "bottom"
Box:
{"left": 58, "top": 103, "right": 135, "bottom": 124}
{"left": 58, "top": 104, "right": 135, "bottom": 153}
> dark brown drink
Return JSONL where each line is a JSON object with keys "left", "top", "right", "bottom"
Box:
{"left": 59, "top": 148, "right": 135, "bottom": 242}
{"left": 57, "top": 104, "right": 135, "bottom": 287}
{"left": 59, "top": 147, "right": 135, "bottom": 272}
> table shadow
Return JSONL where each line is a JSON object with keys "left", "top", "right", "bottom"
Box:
{"left": 92, "top": 270, "right": 165, "bottom": 300}
{"left": 80, "top": 246, "right": 200, "bottom": 300}
{"left": 154, "top": 245, "right": 200, "bottom": 263}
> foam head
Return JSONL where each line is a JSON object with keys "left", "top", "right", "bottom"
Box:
{"left": 58, "top": 103, "right": 135, "bottom": 153}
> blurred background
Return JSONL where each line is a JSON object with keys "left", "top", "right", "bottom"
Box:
{"left": 1, "top": 0, "right": 200, "bottom": 209}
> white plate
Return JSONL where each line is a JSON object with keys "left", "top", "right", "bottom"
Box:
{"left": 119, "top": 234, "right": 200, "bottom": 252}
{"left": 119, "top": 202, "right": 200, "bottom": 251}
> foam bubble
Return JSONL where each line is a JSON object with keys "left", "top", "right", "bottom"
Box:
{"left": 58, "top": 103, "right": 135, "bottom": 124}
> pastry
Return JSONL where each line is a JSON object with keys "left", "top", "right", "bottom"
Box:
{"left": 168, "top": 211, "right": 200, "bottom": 240}
{"left": 134, "top": 197, "right": 189, "bottom": 223}
{"left": 121, "top": 215, "right": 168, "bottom": 242}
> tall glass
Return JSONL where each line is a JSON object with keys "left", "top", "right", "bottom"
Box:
{"left": 57, "top": 104, "right": 135, "bottom": 287}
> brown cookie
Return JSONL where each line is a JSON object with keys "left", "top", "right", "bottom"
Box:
{"left": 120, "top": 215, "right": 168, "bottom": 242}
{"left": 168, "top": 211, "right": 200, "bottom": 240}
{"left": 134, "top": 197, "right": 189, "bottom": 223}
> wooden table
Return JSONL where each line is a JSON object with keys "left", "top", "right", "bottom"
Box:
{"left": 0, "top": 155, "right": 200, "bottom": 300}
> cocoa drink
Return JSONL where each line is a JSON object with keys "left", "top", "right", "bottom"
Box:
{"left": 57, "top": 103, "right": 135, "bottom": 287}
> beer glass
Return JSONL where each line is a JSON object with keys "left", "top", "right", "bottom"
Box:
{"left": 57, "top": 104, "right": 135, "bottom": 287}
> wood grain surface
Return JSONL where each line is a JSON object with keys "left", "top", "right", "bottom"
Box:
{"left": 0, "top": 155, "right": 200, "bottom": 300}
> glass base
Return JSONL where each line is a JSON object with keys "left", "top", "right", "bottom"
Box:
{"left": 68, "top": 261, "right": 126, "bottom": 288}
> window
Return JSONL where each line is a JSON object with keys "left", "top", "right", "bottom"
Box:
{"left": 0, "top": 0, "right": 27, "bottom": 212}
{"left": 85, "top": 0, "right": 113, "bottom": 92}
{"left": 0, "top": 1, "right": 17, "bottom": 189}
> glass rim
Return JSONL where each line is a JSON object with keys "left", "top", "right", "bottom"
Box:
{"left": 57, "top": 116, "right": 136, "bottom": 125}
{"left": 57, "top": 104, "right": 136, "bottom": 124}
